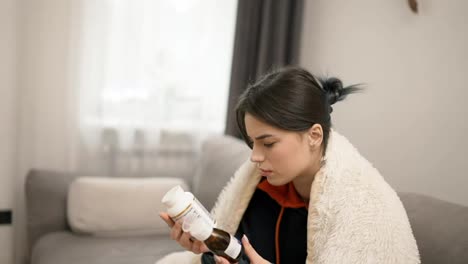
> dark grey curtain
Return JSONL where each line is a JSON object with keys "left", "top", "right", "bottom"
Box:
{"left": 224, "top": 0, "right": 304, "bottom": 138}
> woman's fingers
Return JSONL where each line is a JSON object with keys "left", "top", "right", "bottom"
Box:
{"left": 242, "top": 235, "right": 270, "bottom": 264}
{"left": 181, "top": 232, "right": 210, "bottom": 254}
{"left": 170, "top": 221, "right": 183, "bottom": 240}
{"left": 191, "top": 240, "right": 210, "bottom": 254}
{"left": 179, "top": 232, "right": 194, "bottom": 250}
{"left": 198, "top": 241, "right": 210, "bottom": 253}
{"left": 159, "top": 212, "right": 175, "bottom": 228}
{"left": 214, "top": 256, "right": 231, "bottom": 264}
{"left": 242, "top": 235, "right": 257, "bottom": 258}
{"left": 159, "top": 212, "right": 182, "bottom": 242}
{"left": 159, "top": 212, "right": 210, "bottom": 256}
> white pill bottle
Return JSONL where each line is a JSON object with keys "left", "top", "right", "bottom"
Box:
{"left": 161, "top": 185, "right": 215, "bottom": 229}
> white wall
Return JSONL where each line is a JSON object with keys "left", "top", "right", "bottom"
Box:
{"left": 300, "top": 0, "right": 468, "bottom": 206}
{"left": 0, "top": 0, "right": 17, "bottom": 263}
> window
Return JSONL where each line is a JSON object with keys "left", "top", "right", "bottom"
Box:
{"left": 76, "top": 0, "right": 237, "bottom": 176}
{"left": 78, "top": 0, "right": 237, "bottom": 134}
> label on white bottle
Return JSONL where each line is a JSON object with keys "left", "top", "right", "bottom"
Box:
{"left": 224, "top": 235, "right": 241, "bottom": 259}
{"left": 172, "top": 203, "right": 193, "bottom": 222}
{"left": 191, "top": 198, "right": 216, "bottom": 227}
{"left": 175, "top": 203, "right": 215, "bottom": 234}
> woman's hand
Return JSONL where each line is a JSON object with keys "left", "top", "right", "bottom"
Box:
{"left": 159, "top": 212, "right": 209, "bottom": 254}
{"left": 214, "top": 235, "right": 271, "bottom": 264}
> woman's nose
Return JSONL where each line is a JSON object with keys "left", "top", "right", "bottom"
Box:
{"left": 250, "top": 146, "right": 264, "bottom": 163}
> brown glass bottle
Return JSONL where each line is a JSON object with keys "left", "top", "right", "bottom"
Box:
{"left": 188, "top": 217, "right": 242, "bottom": 263}
{"left": 204, "top": 228, "right": 242, "bottom": 263}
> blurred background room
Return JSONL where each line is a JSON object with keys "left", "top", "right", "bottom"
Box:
{"left": 1, "top": 0, "right": 467, "bottom": 264}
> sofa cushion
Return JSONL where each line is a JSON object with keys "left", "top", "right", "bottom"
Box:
{"left": 31, "top": 231, "right": 180, "bottom": 264}
{"left": 68, "top": 177, "right": 188, "bottom": 236}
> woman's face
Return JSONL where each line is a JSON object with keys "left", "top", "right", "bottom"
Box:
{"left": 244, "top": 114, "right": 322, "bottom": 186}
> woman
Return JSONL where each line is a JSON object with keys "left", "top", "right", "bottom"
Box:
{"left": 159, "top": 67, "right": 420, "bottom": 263}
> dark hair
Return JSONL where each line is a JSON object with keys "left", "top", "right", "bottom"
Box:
{"left": 235, "top": 66, "right": 361, "bottom": 152}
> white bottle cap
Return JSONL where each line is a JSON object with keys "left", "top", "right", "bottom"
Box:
{"left": 162, "top": 185, "right": 193, "bottom": 218}
{"left": 188, "top": 217, "right": 213, "bottom": 241}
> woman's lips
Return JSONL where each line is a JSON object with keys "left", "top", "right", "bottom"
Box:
{"left": 260, "top": 169, "right": 273, "bottom": 177}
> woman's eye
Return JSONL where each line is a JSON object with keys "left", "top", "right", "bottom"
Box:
{"left": 264, "top": 142, "right": 275, "bottom": 148}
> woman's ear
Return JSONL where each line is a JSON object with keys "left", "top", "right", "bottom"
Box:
{"left": 307, "top": 124, "right": 323, "bottom": 148}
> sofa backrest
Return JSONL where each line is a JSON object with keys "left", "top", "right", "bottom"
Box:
{"left": 192, "top": 135, "right": 251, "bottom": 210}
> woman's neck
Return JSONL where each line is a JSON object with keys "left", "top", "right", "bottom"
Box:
{"left": 293, "top": 154, "right": 323, "bottom": 203}
{"left": 293, "top": 175, "right": 314, "bottom": 203}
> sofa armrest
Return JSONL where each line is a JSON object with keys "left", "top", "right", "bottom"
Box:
{"left": 26, "top": 169, "right": 79, "bottom": 253}
{"left": 399, "top": 192, "right": 468, "bottom": 264}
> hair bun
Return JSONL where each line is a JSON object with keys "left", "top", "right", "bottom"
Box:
{"left": 321, "top": 77, "right": 343, "bottom": 106}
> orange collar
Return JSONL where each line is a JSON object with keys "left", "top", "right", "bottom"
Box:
{"left": 257, "top": 178, "right": 308, "bottom": 208}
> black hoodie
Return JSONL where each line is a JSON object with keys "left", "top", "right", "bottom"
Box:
{"left": 202, "top": 178, "right": 308, "bottom": 264}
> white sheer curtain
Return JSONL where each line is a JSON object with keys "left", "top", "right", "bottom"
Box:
{"left": 75, "top": 0, "right": 237, "bottom": 178}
